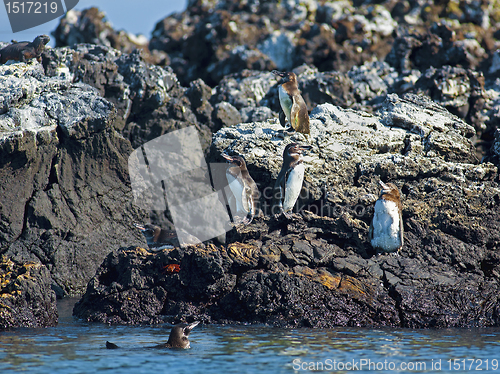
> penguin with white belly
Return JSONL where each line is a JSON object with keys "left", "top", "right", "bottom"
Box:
{"left": 274, "top": 143, "right": 312, "bottom": 219}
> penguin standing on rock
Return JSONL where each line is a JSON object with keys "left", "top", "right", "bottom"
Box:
{"left": 274, "top": 143, "right": 312, "bottom": 219}
{"left": 222, "top": 153, "right": 259, "bottom": 224}
{"left": 272, "top": 70, "right": 310, "bottom": 136}
{"left": 369, "top": 181, "right": 404, "bottom": 254}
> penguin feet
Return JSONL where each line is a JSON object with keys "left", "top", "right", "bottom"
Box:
{"left": 232, "top": 215, "right": 250, "bottom": 225}
{"left": 282, "top": 210, "right": 293, "bottom": 220}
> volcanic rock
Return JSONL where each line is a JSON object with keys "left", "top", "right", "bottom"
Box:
{"left": 0, "top": 62, "right": 146, "bottom": 297}
{"left": 0, "top": 257, "right": 57, "bottom": 328}
{"left": 74, "top": 93, "right": 500, "bottom": 328}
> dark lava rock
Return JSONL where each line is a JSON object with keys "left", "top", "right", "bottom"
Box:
{"left": 0, "top": 62, "right": 146, "bottom": 297}
{"left": 149, "top": 0, "right": 397, "bottom": 86}
{"left": 73, "top": 207, "right": 500, "bottom": 328}
{"left": 74, "top": 94, "right": 500, "bottom": 328}
{"left": 52, "top": 7, "right": 162, "bottom": 65}
{"left": 42, "top": 43, "right": 214, "bottom": 153}
{"left": 413, "top": 65, "right": 488, "bottom": 136}
{"left": 0, "top": 257, "right": 57, "bottom": 328}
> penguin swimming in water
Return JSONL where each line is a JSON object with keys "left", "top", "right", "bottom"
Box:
{"left": 369, "top": 181, "right": 404, "bottom": 254}
{"left": 272, "top": 70, "right": 310, "bottom": 136}
{"left": 274, "top": 143, "right": 312, "bottom": 219}
{"left": 134, "top": 223, "right": 179, "bottom": 251}
{"left": 106, "top": 321, "right": 200, "bottom": 349}
{"left": 222, "top": 153, "right": 259, "bottom": 224}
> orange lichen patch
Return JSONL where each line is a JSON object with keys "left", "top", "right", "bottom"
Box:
{"left": 195, "top": 243, "right": 219, "bottom": 255}
{"left": 288, "top": 267, "right": 340, "bottom": 289}
{"left": 163, "top": 264, "right": 181, "bottom": 274}
{"left": 288, "top": 267, "right": 369, "bottom": 295}
{"left": 124, "top": 247, "right": 151, "bottom": 255}
{"left": 227, "top": 242, "right": 259, "bottom": 262}
{"left": 318, "top": 270, "right": 341, "bottom": 290}
{"left": 338, "top": 274, "right": 371, "bottom": 299}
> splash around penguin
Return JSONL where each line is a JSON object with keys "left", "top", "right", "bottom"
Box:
{"left": 105, "top": 321, "right": 200, "bottom": 350}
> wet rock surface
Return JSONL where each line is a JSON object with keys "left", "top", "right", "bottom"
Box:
{"left": 2, "top": 0, "right": 500, "bottom": 327}
{"left": 0, "top": 257, "right": 57, "bottom": 328}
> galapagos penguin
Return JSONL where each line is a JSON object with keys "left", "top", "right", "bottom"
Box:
{"left": 272, "top": 70, "right": 310, "bottom": 136}
{"left": 222, "top": 153, "right": 259, "bottom": 224}
{"left": 274, "top": 143, "right": 312, "bottom": 219}
{"left": 106, "top": 321, "right": 200, "bottom": 349}
{"left": 369, "top": 181, "right": 404, "bottom": 253}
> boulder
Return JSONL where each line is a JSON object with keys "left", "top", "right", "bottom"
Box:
{"left": 41, "top": 44, "right": 214, "bottom": 153}
{"left": 74, "top": 93, "right": 500, "bottom": 328}
{"left": 0, "top": 62, "right": 146, "bottom": 297}
{"left": 0, "top": 257, "right": 57, "bottom": 328}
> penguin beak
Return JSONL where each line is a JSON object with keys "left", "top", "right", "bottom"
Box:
{"left": 379, "top": 180, "right": 391, "bottom": 193}
{"left": 222, "top": 153, "right": 235, "bottom": 163}
{"left": 272, "top": 70, "right": 291, "bottom": 83}
{"left": 133, "top": 223, "right": 146, "bottom": 231}
{"left": 297, "top": 145, "right": 312, "bottom": 153}
{"left": 183, "top": 321, "right": 200, "bottom": 335}
{"left": 271, "top": 70, "right": 286, "bottom": 78}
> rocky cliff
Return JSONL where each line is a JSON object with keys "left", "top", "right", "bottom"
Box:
{"left": 1, "top": 0, "right": 500, "bottom": 327}
{"left": 73, "top": 94, "right": 500, "bottom": 328}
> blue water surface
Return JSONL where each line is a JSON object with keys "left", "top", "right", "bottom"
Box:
{"left": 0, "top": 299, "right": 499, "bottom": 373}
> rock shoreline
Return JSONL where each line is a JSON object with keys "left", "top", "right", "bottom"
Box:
{"left": 1, "top": 0, "right": 500, "bottom": 327}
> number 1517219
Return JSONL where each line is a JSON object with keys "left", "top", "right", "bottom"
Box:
{"left": 5, "top": 2, "right": 58, "bottom": 14}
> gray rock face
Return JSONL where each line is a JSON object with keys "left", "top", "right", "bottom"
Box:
{"left": 211, "top": 93, "right": 482, "bottom": 208}
{"left": 0, "top": 62, "right": 146, "bottom": 297}
{"left": 42, "top": 44, "right": 215, "bottom": 154}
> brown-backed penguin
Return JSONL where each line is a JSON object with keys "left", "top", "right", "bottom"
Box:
{"left": 106, "top": 321, "right": 200, "bottom": 349}
{"left": 272, "top": 70, "right": 310, "bottom": 136}
{"left": 369, "top": 181, "right": 404, "bottom": 253}
{"left": 274, "top": 143, "right": 312, "bottom": 219}
{"left": 222, "top": 153, "right": 259, "bottom": 224}
{"left": 134, "top": 223, "right": 179, "bottom": 251}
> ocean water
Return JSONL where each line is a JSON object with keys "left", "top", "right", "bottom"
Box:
{"left": 1, "top": 299, "right": 499, "bottom": 373}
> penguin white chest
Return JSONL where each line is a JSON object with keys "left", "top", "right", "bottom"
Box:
{"left": 371, "top": 199, "right": 402, "bottom": 252}
{"left": 283, "top": 163, "right": 304, "bottom": 212}
{"left": 278, "top": 85, "right": 292, "bottom": 123}
{"left": 226, "top": 172, "right": 246, "bottom": 213}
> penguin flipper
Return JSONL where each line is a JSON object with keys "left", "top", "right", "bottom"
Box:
{"left": 106, "top": 341, "right": 120, "bottom": 349}
{"left": 279, "top": 110, "right": 287, "bottom": 128}
{"left": 290, "top": 100, "right": 301, "bottom": 132}
{"left": 273, "top": 167, "right": 291, "bottom": 215}
{"left": 399, "top": 214, "right": 404, "bottom": 249}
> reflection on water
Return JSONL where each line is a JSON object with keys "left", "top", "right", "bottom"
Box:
{"left": 0, "top": 298, "right": 499, "bottom": 373}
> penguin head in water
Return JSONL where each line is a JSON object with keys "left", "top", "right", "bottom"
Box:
{"left": 272, "top": 70, "right": 297, "bottom": 85}
{"left": 166, "top": 321, "right": 200, "bottom": 349}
